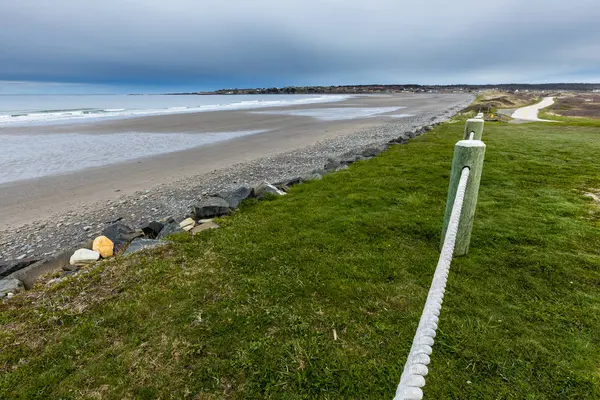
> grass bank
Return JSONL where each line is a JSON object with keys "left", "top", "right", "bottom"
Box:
{"left": 2, "top": 119, "right": 600, "bottom": 399}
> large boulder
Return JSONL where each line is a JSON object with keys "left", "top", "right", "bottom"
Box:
{"left": 141, "top": 221, "right": 165, "bottom": 239}
{"left": 0, "top": 278, "right": 24, "bottom": 298}
{"left": 218, "top": 186, "right": 252, "bottom": 209}
{"left": 0, "top": 258, "right": 41, "bottom": 279}
{"left": 101, "top": 223, "right": 143, "bottom": 254}
{"left": 123, "top": 238, "right": 168, "bottom": 256}
{"left": 191, "top": 197, "right": 231, "bottom": 220}
{"left": 69, "top": 249, "right": 100, "bottom": 266}
{"left": 156, "top": 221, "right": 184, "bottom": 239}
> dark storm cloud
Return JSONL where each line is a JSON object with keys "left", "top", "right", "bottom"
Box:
{"left": 1, "top": 0, "right": 599, "bottom": 91}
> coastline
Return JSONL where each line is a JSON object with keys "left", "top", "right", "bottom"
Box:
{"left": 0, "top": 93, "right": 473, "bottom": 261}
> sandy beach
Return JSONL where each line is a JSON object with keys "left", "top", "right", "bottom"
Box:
{"left": 0, "top": 93, "right": 472, "bottom": 260}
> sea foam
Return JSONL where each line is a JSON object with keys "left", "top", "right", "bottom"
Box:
{"left": 0, "top": 95, "right": 351, "bottom": 126}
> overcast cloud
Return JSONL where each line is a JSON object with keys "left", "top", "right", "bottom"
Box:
{"left": 1, "top": 0, "right": 599, "bottom": 93}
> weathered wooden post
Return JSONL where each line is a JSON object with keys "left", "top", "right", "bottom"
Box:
{"left": 441, "top": 140, "right": 486, "bottom": 256}
{"left": 463, "top": 118, "right": 484, "bottom": 140}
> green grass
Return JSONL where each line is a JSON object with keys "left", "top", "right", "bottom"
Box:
{"left": 2, "top": 120, "right": 600, "bottom": 399}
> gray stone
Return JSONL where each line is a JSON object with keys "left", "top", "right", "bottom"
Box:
{"left": 339, "top": 154, "right": 359, "bottom": 165}
{"left": 0, "top": 278, "right": 24, "bottom": 298}
{"left": 0, "top": 258, "right": 41, "bottom": 279}
{"left": 156, "top": 221, "right": 184, "bottom": 239}
{"left": 191, "top": 197, "right": 231, "bottom": 219}
{"left": 388, "top": 136, "right": 409, "bottom": 145}
{"left": 300, "top": 173, "right": 323, "bottom": 182}
{"left": 8, "top": 248, "right": 73, "bottom": 289}
{"left": 324, "top": 158, "right": 342, "bottom": 171}
{"left": 361, "top": 147, "right": 384, "bottom": 158}
{"left": 274, "top": 177, "right": 302, "bottom": 190}
{"left": 102, "top": 223, "right": 143, "bottom": 254}
{"left": 123, "top": 238, "right": 168, "bottom": 256}
{"left": 141, "top": 221, "right": 165, "bottom": 239}
{"left": 218, "top": 186, "right": 252, "bottom": 209}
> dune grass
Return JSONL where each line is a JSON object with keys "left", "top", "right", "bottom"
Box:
{"left": 1, "top": 119, "right": 600, "bottom": 399}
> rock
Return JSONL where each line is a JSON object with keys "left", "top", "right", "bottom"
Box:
{"left": 274, "top": 177, "right": 302, "bottom": 191}
{"left": 156, "top": 221, "right": 184, "bottom": 239}
{"left": 0, "top": 258, "right": 41, "bottom": 279}
{"left": 300, "top": 173, "right": 323, "bottom": 182}
{"left": 101, "top": 223, "right": 143, "bottom": 254}
{"left": 252, "top": 181, "right": 286, "bottom": 197}
{"left": 92, "top": 236, "right": 114, "bottom": 258}
{"left": 179, "top": 217, "right": 196, "bottom": 231}
{"left": 324, "top": 158, "right": 342, "bottom": 172}
{"left": 191, "top": 221, "right": 220, "bottom": 234}
{"left": 361, "top": 147, "right": 384, "bottom": 158}
{"left": 388, "top": 136, "right": 409, "bottom": 145}
{"left": 83, "top": 225, "right": 92, "bottom": 231}
{"left": 339, "top": 154, "right": 359, "bottom": 165}
{"left": 0, "top": 278, "right": 24, "bottom": 298}
{"left": 123, "top": 238, "right": 168, "bottom": 256}
{"left": 69, "top": 249, "right": 100, "bottom": 266}
{"left": 198, "top": 218, "right": 213, "bottom": 224}
{"left": 218, "top": 186, "right": 252, "bottom": 209}
{"left": 141, "top": 221, "right": 164, "bottom": 239}
{"left": 191, "top": 197, "right": 231, "bottom": 220}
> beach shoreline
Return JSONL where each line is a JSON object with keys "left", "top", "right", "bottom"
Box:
{"left": 0, "top": 93, "right": 472, "bottom": 261}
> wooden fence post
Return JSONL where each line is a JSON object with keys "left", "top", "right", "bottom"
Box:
{"left": 463, "top": 118, "right": 484, "bottom": 140}
{"left": 441, "top": 140, "right": 486, "bottom": 256}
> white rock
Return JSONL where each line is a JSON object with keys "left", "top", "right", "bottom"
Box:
{"left": 179, "top": 217, "right": 196, "bottom": 231}
{"left": 69, "top": 248, "right": 100, "bottom": 266}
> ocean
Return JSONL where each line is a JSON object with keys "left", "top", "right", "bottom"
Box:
{"left": 0, "top": 94, "right": 348, "bottom": 126}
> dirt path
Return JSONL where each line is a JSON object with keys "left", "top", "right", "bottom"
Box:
{"left": 511, "top": 97, "right": 555, "bottom": 121}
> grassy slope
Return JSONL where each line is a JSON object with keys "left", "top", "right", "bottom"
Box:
{"left": 2, "top": 120, "right": 600, "bottom": 399}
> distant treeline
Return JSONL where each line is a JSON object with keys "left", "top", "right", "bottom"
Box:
{"left": 167, "top": 83, "right": 600, "bottom": 95}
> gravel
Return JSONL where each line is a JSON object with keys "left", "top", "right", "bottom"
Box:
{"left": 0, "top": 98, "right": 472, "bottom": 262}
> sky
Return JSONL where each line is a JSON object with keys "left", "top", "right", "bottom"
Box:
{"left": 1, "top": 0, "right": 599, "bottom": 94}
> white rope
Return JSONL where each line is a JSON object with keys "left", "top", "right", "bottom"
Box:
{"left": 394, "top": 166, "right": 471, "bottom": 400}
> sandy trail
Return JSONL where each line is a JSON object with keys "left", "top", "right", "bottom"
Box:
{"left": 511, "top": 97, "right": 555, "bottom": 121}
